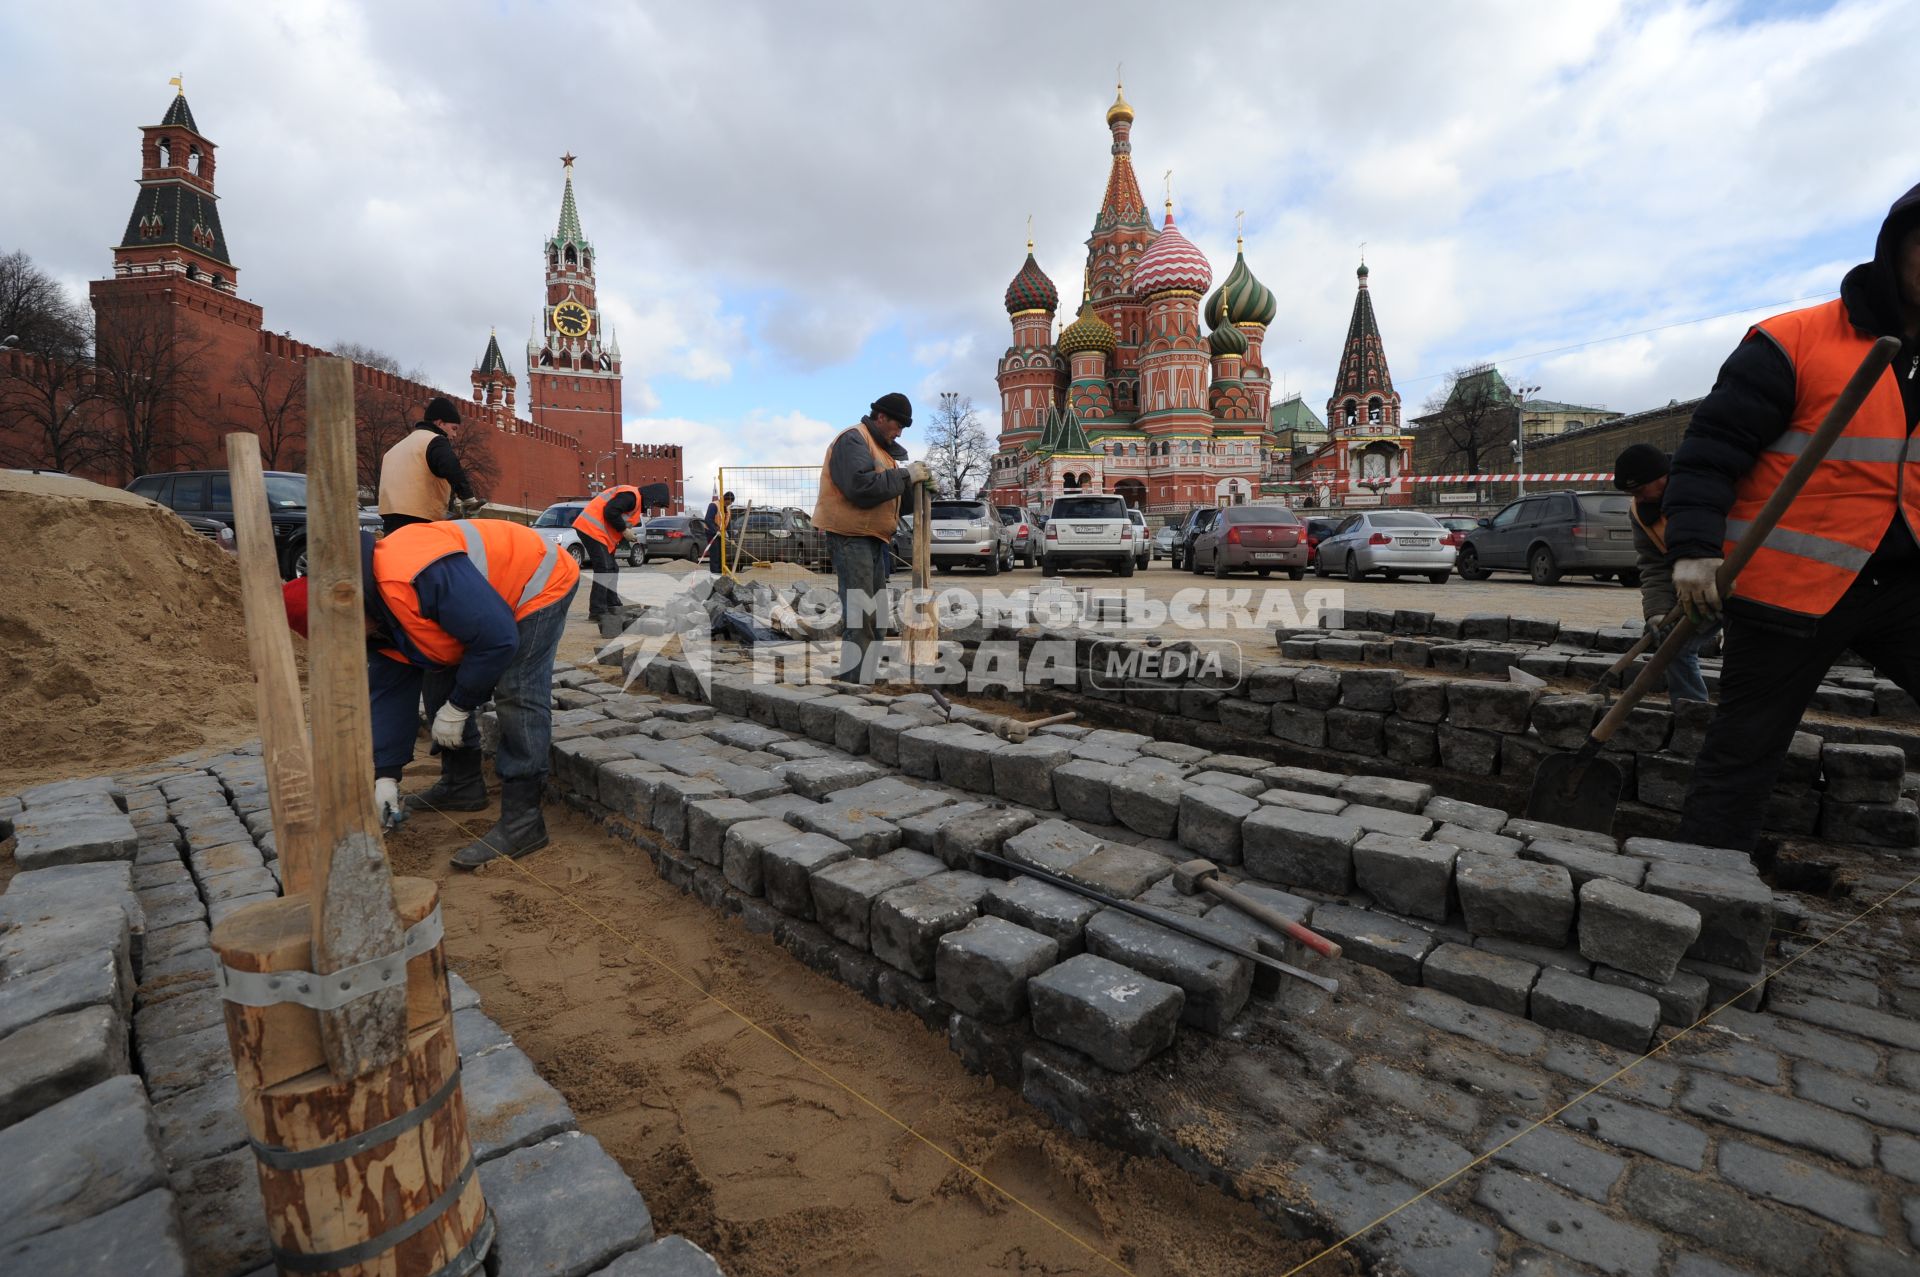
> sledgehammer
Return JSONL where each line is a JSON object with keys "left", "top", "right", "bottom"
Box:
{"left": 1172, "top": 859, "right": 1343, "bottom": 959}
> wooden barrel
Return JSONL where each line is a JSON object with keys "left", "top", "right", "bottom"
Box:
{"left": 212, "top": 877, "right": 491, "bottom": 1277}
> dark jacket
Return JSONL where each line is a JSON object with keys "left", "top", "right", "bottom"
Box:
{"left": 600, "top": 489, "right": 638, "bottom": 537}
{"left": 828, "top": 416, "right": 912, "bottom": 510}
{"left": 1664, "top": 185, "right": 1920, "bottom": 590}
{"left": 420, "top": 423, "right": 476, "bottom": 502}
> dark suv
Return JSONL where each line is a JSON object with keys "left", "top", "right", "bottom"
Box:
{"left": 1457, "top": 490, "right": 1639, "bottom": 587}
{"left": 127, "top": 469, "right": 382, "bottom": 579}
{"left": 1169, "top": 506, "right": 1221, "bottom": 571}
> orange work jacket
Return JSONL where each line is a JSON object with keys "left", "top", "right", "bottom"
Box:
{"left": 574, "top": 486, "right": 640, "bottom": 553}
{"left": 375, "top": 520, "right": 578, "bottom": 666}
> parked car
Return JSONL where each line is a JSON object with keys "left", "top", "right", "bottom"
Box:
{"left": 1187, "top": 504, "right": 1308, "bottom": 579}
{"left": 1152, "top": 525, "right": 1177, "bottom": 559}
{"left": 723, "top": 506, "right": 830, "bottom": 570}
{"left": 924, "top": 498, "right": 1009, "bottom": 574}
{"left": 997, "top": 504, "right": 1042, "bottom": 568}
{"left": 1456, "top": 490, "right": 1639, "bottom": 586}
{"left": 1168, "top": 506, "right": 1221, "bottom": 571}
{"left": 1304, "top": 517, "right": 1343, "bottom": 567}
{"left": 127, "top": 469, "right": 382, "bottom": 579}
{"left": 1041, "top": 493, "right": 1135, "bottom": 576}
{"left": 637, "top": 514, "right": 711, "bottom": 564}
{"left": 1126, "top": 509, "right": 1152, "bottom": 568}
{"left": 1437, "top": 515, "right": 1480, "bottom": 535}
{"left": 1314, "top": 510, "right": 1455, "bottom": 584}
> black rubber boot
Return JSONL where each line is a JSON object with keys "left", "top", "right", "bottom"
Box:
{"left": 451, "top": 778, "right": 549, "bottom": 869}
{"left": 405, "top": 748, "right": 488, "bottom": 813}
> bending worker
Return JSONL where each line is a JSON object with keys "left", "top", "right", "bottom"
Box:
{"left": 572, "top": 483, "right": 640, "bottom": 622}
{"left": 1613, "top": 444, "right": 1713, "bottom": 703}
{"left": 811, "top": 392, "right": 928, "bottom": 682}
{"left": 1663, "top": 183, "right": 1920, "bottom": 854}
{"left": 283, "top": 519, "right": 579, "bottom": 868}
{"left": 378, "top": 395, "right": 480, "bottom": 534}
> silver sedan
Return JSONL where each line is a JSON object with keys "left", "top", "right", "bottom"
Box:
{"left": 1313, "top": 510, "right": 1455, "bottom": 584}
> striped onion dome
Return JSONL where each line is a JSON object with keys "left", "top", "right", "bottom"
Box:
{"left": 1204, "top": 245, "right": 1277, "bottom": 328}
{"left": 1208, "top": 311, "right": 1249, "bottom": 358}
{"left": 1003, "top": 252, "right": 1059, "bottom": 315}
{"left": 1131, "top": 209, "right": 1212, "bottom": 296}
{"left": 1057, "top": 299, "right": 1117, "bottom": 357}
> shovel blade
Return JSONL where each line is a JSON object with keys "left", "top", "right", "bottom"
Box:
{"left": 1526, "top": 752, "right": 1626, "bottom": 834}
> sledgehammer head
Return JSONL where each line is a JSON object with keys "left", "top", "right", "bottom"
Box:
{"left": 1172, "top": 858, "right": 1220, "bottom": 895}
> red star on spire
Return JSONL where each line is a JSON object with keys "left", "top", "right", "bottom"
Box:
{"left": 560, "top": 152, "right": 577, "bottom": 168}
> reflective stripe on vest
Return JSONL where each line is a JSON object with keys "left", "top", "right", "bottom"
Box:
{"left": 376, "top": 521, "right": 580, "bottom": 666}
{"left": 574, "top": 486, "right": 640, "bottom": 552}
{"left": 1721, "top": 298, "right": 1916, "bottom": 618}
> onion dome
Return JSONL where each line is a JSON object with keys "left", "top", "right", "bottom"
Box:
{"left": 1131, "top": 208, "right": 1212, "bottom": 296}
{"left": 1358, "top": 260, "right": 1370, "bottom": 279}
{"left": 1204, "top": 244, "right": 1278, "bottom": 328}
{"left": 1106, "top": 83, "right": 1134, "bottom": 127}
{"left": 1058, "top": 298, "right": 1117, "bottom": 358}
{"left": 1208, "top": 309, "right": 1249, "bottom": 359}
{"left": 1004, "top": 251, "right": 1059, "bottom": 315}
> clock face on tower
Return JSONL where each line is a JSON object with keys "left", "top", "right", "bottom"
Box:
{"left": 552, "top": 300, "right": 592, "bottom": 338}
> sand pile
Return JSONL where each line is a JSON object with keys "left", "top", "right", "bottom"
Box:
{"left": 0, "top": 472, "right": 259, "bottom": 788}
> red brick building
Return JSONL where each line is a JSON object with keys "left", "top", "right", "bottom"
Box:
{"left": 34, "top": 87, "right": 682, "bottom": 512}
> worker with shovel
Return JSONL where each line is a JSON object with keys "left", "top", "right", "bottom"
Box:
{"left": 283, "top": 520, "right": 579, "bottom": 867}
{"left": 812, "top": 392, "right": 930, "bottom": 682}
{"left": 1663, "top": 184, "right": 1920, "bottom": 854}
{"left": 573, "top": 483, "right": 641, "bottom": 623}
{"left": 1613, "top": 444, "right": 1714, "bottom": 703}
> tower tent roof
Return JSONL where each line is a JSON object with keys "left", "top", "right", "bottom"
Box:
{"left": 1330, "top": 261, "right": 1395, "bottom": 402}
{"left": 159, "top": 91, "right": 199, "bottom": 133}
{"left": 550, "top": 159, "right": 590, "bottom": 252}
{"left": 1094, "top": 91, "right": 1149, "bottom": 233}
{"left": 1036, "top": 405, "right": 1094, "bottom": 455}
{"left": 478, "top": 332, "right": 510, "bottom": 375}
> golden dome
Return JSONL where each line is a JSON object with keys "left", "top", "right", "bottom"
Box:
{"left": 1106, "top": 84, "right": 1134, "bottom": 127}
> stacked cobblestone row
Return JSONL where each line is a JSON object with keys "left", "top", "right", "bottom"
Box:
{"left": 545, "top": 665, "right": 1799, "bottom": 1058}
{"left": 1, "top": 757, "right": 719, "bottom": 1277}
{"left": 1287, "top": 607, "right": 1919, "bottom": 723}
{"left": 531, "top": 664, "right": 1920, "bottom": 1276}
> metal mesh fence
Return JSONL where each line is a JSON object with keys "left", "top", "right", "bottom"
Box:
{"left": 710, "top": 466, "right": 832, "bottom": 577}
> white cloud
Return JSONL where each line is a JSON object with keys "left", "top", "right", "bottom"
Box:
{"left": 628, "top": 409, "right": 841, "bottom": 512}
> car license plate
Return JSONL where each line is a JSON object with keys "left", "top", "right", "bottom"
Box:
{"left": 1610, "top": 529, "right": 1631, "bottom": 540}
{"left": 1072, "top": 524, "right": 1103, "bottom": 534}
{"left": 1252, "top": 552, "right": 1283, "bottom": 561}
{"left": 1399, "top": 538, "right": 1433, "bottom": 547}
{"left": 934, "top": 528, "right": 962, "bottom": 540}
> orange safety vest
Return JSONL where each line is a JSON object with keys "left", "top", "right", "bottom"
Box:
{"left": 1724, "top": 299, "right": 1918, "bottom": 618}
{"left": 812, "top": 424, "right": 900, "bottom": 541}
{"left": 375, "top": 520, "right": 579, "bottom": 666}
{"left": 574, "top": 485, "right": 640, "bottom": 552}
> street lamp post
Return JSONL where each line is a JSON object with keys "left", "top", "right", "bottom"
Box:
{"left": 1511, "top": 383, "right": 1540, "bottom": 497}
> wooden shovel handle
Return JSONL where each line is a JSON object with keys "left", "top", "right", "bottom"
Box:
{"left": 1203, "top": 880, "right": 1343, "bottom": 959}
{"left": 1587, "top": 334, "right": 1903, "bottom": 747}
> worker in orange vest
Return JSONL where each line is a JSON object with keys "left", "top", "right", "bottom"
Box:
{"left": 573, "top": 483, "right": 640, "bottom": 622}
{"left": 813, "top": 393, "right": 929, "bottom": 681}
{"left": 282, "top": 520, "right": 579, "bottom": 867}
{"left": 1663, "top": 184, "right": 1920, "bottom": 853}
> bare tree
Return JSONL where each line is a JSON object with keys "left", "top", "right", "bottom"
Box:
{"left": 922, "top": 391, "right": 992, "bottom": 498}
{"left": 449, "top": 421, "right": 499, "bottom": 500}
{"left": 332, "top": 340, "right": 429, "bottom": 385}
{"left": 355, "top": 394, "right": 414, "bottom": 497}
{"left": 1415, "top": 364, "right": 1515, "bottom": 476}
{"left": 92, "top": 305, "right": 210, "bottom": 481}
{"left": 230, "top": 348, "right": 306, "bottom": 469}
{"left": 0, "top": 249, "right": 88, "bottom": 355}
{"left": 0, "top": 302, "right": 103, "bottom": 474}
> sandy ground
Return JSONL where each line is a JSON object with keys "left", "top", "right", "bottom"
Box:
{"left": 386, "top": 794, "right": 1348, "bottom": 1277}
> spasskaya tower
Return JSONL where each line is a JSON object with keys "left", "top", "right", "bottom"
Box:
{"left": 527, "top": 154, "right": 622, "bottom": 459}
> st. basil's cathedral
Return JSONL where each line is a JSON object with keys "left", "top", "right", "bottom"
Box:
{"left": 986, "top": 85, "right": 1410, "bottom": 513}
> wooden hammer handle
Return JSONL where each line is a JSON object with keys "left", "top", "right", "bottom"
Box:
{"left": 1204, "top": 880, "right": 1342, "bottom": 959}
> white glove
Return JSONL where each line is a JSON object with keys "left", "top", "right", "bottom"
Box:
{"left": 905, "top": 461, "right": 932, "bottom": 486}
{"left": 1673, "top": 557, "right": 1724, "bottom": 622}
{"left": 431, "top": 701, "right": 472, "bottom": 748}
{"left": 375, "top": 778, "right": 403, "bottom": 827}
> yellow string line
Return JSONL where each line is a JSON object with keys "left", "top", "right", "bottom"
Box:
{"left": 1277, "top": 865, "right": 1920, "bottom": 1276}
{"left": 417, "top": 800, "right": 1137, "bottom": 1276}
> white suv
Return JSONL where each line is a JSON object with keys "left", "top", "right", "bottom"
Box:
{"left": 928, "top": 498, "right": 1008, "bottom": 575}
{"left": 1041, "top": 494, "right": 1135, "bottom": 576}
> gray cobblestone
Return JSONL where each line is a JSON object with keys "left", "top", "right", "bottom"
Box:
{"left": 871, "top": 880, "right": 983, "bottom": 979}
{"left": 1309, "top": 904, "right": 1436, "bottom": 984}
{"left": 1680, "top": 1072, "right": 1874, "bottom": 1168}
{"left": 1531, "top": 967, "right": 1658, "bottom": 1051}
{"left": 1352, "top": 1060, "right": 1482, "bottom": 1135}
{"left": 1577, "top": 878, "right": 1701, "bottom": 983}
{"left": 1559, "top": 1094, "right": 1707, "bottom": 1168}
{"left": 1290, "top": 1146, "right": 1497, "bottom": 1277}
{"left": 1422, "top": 944, "right": 1537, "bottom": 1017}
{"left": 1084, "top": 907, "right": 1251, "bottom": 1034}
{"left": 1405, "top": 987, "right": 1549, "bottom": 1057}
{"left": 0, "top": 1075, "right": 164, "bottom": 1246}
{"left": 0, "top": 1187, "right": 189, "bottom": 1277}
{"left": 1794, "top": 1065, "right": 1920, "bottom": 1136}
{"left": 479, "top": 1131, "right": 653, "bottom": 1277}
{"left": 1352, "top": 833, "right": 1457, "bottom": 921}
{"left": 981, "top": 877, "right": 1101, "bottom": 954}
{"left": 1027, "top": 954, "right": 1182, "bottom": 1072}
{"left": 1719, "top": 1139, "right": 1883, "bottom": 1236}
{"left": 1592, "top": 965, "right": 1710, "bottom": 1027}
{"left": 1474, "top": 1166, "right": 1659, "bottom": 1276}
{"left": 1623, "top": 1163, "right": 1826, "bottom": 1275}
{"left": 1769, "top": 990, "right": 1920, "bottom": 1051}
{"left": 1458, "top": 855, "right": 1576, "bottom": 947}
{"left": 935, "top": 916, "right": 1059, "bottom": 1025}
{"left": 1641, "top": 862, "right": 1773, "bottom": 972}
{"left": 1242, "top": 807, "right": 1362, "bottom": 894}
{"left": 1481, "top": 1114, "right": 1624, "bottom": 1200}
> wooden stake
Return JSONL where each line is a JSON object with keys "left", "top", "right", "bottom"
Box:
{"left": 224, "top": 433, "right": 317, "bottom": 896}
{"left": 901, "top": 480, "right": 939, "bottom": 668}
{"left": 304, "top": 357, "right": 407, "bottom": 1078}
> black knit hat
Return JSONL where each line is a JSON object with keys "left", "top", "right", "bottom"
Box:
{"left": 424, "top": 396, "right": 461, "bottom": 425}
{"left": 869, "top": 392, "right": 913, "bottom": 427}
{"left": 1613, "top": 443, "right": 1669, "bottom": 491}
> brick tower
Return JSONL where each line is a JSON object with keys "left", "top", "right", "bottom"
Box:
{"left": 994, "top": 238, "right": 1061, "bottom": 453}
{"left": 1130, "top": 202, "right": 1212, "bottom": 442}
{"left": 1328, "top": 261, "right": 1400, "bottom": 432}
{"left": 1087, "top": 84, "right": 1155, "bottom": 418}
{"left": 528, "top": 154, "right": 622, "bottom": 461}
{"left": 471, "top": 329, "right": 515, "bottom": 415}
{"left": 110, "top": 82, "right": 240, "bottom": 296}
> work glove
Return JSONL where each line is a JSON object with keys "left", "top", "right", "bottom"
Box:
{"left": 431, "top": 701, "right": 472, "bottom": 749}
{"left": 456, "top": 496, "right": 486, "bottom": 517}
{"left": 905, "top": 461, "right": 932, "bottom": 487}
{"left": 375, "top": 778, "right": 405, "bottom": 829}
{"left": 1672, "top": 556, "right": 1724, "bottom": 624}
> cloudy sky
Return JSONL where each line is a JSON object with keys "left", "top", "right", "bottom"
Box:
{"left": 3, "top": 0, "right": 1914, "bottom": 500}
